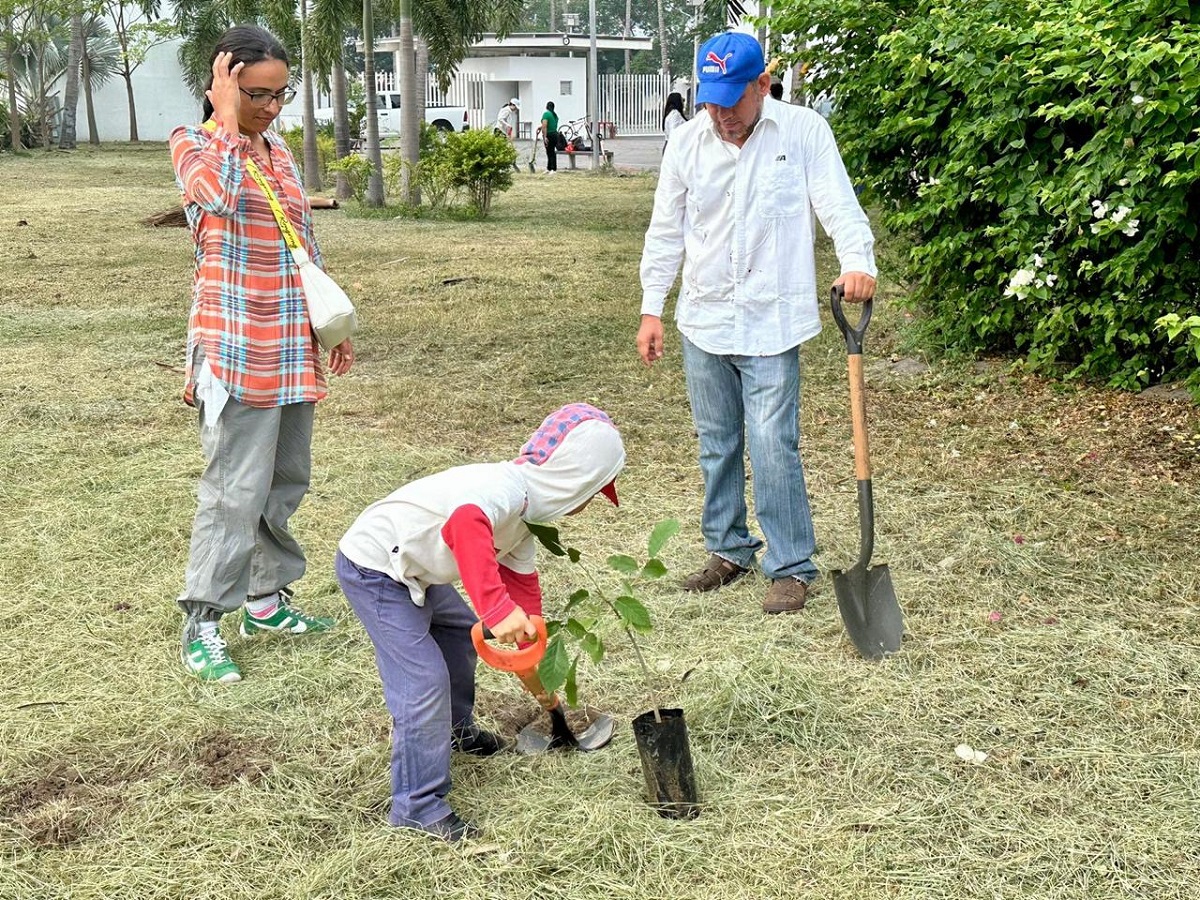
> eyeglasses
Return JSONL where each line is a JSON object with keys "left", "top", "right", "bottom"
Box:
{"left": 240, "top": 87, "right": 297, "bottom": 108}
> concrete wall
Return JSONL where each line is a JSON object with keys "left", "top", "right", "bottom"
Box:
{"left": 79, "top": 38, "right": 199, "bottom": 142}
{"left": 457, "top": 55, "right": 588, "bottom": 137}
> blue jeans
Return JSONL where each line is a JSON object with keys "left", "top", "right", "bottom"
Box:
{"left": 681, "top": 337, "right": 818, "bottom": 583}
{"left": 335, "top": 551, "right": 478, "bottom": 828}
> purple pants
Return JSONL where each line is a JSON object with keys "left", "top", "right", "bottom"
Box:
{"left": 335, "top": 550, "right": 478, "bottom": 828}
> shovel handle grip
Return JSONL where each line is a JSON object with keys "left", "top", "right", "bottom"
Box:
{"left": 830, "top": 285, "right": 873, "bottom": 356}
{"left": 471, "top": 615, "right": 548, "bottom": 674}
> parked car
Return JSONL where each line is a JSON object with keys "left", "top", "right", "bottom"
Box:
{"left": 373, "top": 92, "right": 469, "bottom": 134}
{"left": 278, "top": 92, "right": 469, "bottom": 138}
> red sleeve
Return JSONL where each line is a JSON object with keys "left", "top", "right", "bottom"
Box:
{"left": 440, "top": 504, "right": 517, "bottom": 629}
{"left": 498, "top": 566, "right": 542, "bottom": 618}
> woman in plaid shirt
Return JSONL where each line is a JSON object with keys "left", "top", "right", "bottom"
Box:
{"left": 170, "top": 26, "right": 354, "bottom": 683}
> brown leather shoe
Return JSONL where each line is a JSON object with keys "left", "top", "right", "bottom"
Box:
{"left": 681, "top": 554, "right": 749, "bottom": 592}
{"left": 762, "top": 578, "right": 809, "bottom": 614}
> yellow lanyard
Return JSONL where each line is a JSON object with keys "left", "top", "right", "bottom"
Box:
{"left": 202, "top": 120, "right": 301, "bottom": 251}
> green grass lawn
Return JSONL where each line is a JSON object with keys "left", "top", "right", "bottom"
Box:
{"left": 1, "top": 145, "right": 1198, "bottom": 900}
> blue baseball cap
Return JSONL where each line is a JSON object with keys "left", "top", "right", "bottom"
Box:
{"left": 696, "top": 32, "right": 766, "bottom": 108}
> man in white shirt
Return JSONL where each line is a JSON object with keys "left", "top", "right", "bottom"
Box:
{"left": 494, "top": 97, "right": 521, "bottom": 172}
{"left": 636, "top": 31, "right": 876, "bottom": 614}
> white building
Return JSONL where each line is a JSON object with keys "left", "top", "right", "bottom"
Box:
{"left": 75, "top": 30, "right": 657, "bottom": 142}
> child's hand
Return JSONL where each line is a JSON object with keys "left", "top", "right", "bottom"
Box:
{"left": 489, "top": 607, "right": 537, "bottom": 645}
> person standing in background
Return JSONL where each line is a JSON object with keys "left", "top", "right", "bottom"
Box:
{"left": 661, "top": 91, "right": 688, "bottom": 151}
{"left": 537, "top": 100, "right": 560, "bottom": 174}
{"left": 495, "top": 98, "right": 521, "bottom": 172}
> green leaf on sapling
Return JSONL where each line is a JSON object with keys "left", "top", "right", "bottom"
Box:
{"left": 647, "top": 519, "right": 680, "bottom": 558}
{"left": 607, "top": 554, "right": 639, "bottom": 575}
{"left": 582, "top": 631, "right": 605, "bottom": 664}
{"left": 564, "top": 588, "right": 589, "bottom": 612}
{"left": 526, "top": 522, "right": 566, "bottom": 556}
{"left": 641, "top": 558, "right": 668, "bottom": 579}
{"left": 564, "top": 658, "right": 579, "bottom": 707}
{"left": 538, "top": 634, "right": 571, "bottom": 693}
{"left": 565, "top": 617, "right": 589, "bottom": 640}
{"left": 614, "top": 595, "right": 652, "bottom": 632}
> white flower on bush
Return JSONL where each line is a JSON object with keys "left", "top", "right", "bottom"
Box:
{"left": 1091, "top": 199, "right": 1109, "bottom": 219}
{"left": 1111, "top": 205, "right": 1132, "bottom": 224}
{"left": 1090, "top": 222, "right": 1102, "bottom": 234}
{"left": 1122, "top": 218, "right": 1140, "bottom": 237}
{"left": 1033, "top": 253, "right": 1045, "bottom": 268}
{"left": 1004, "top": 267, "right": 1040, "bottom": 298}
{"left": 1045, "top": 273, "right": 1057, "bottom": 287}
{"left": 1132, "top": 94, "right": 1145, "bottom": 105}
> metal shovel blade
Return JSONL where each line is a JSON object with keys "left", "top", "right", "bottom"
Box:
{"left": 832, "top": 561, "right": 903, "bottom": 661}
{"left": 515, "top": 706, "right": 616, "bottom": 755}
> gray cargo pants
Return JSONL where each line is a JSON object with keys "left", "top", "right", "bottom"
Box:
{"left": 177, "top": 392, "right": 314, "bottom": 638}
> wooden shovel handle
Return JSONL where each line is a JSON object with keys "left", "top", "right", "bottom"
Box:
{"left": 847, "top": 354, "right": 872, "bottom": 481}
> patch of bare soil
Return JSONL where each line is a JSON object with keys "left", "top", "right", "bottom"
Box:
{"left": 193, "top": 730, "right": 273, "bottom": 789}
{"left": 1, "top": 761, "right": 135, "bottom": 848}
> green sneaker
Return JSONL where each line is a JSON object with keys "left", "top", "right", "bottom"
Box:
{"left": 240, "top": 590, "right": 335, "bottom": 638}
{"left": 183, "top": 631, "right": 242, "bottom": 683}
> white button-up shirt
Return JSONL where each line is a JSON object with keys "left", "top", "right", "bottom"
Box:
{"left": 640, "top": 97, "right": 876, "bottom": 356}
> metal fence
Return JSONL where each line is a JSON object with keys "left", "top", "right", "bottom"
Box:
{"left": 599, "top": 73, "right": 672, "bottom": 137}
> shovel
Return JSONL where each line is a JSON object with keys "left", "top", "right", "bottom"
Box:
{"left": 471, "top": 615, "right": 615, "bottom": 754}
{"left": 829, "top": 285, "right": 904, "bottom": 660}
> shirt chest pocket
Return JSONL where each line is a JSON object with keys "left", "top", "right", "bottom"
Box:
{"left": 762, "top": 161, "right": 806, "bottom": 218}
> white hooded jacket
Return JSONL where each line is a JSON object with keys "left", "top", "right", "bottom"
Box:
{"left": 338, "top": 407, "right": 625, "bottom": 610}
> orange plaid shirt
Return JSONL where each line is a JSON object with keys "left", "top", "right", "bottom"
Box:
{"left": 170, "top": 123, "right": 327, "bottom": 408}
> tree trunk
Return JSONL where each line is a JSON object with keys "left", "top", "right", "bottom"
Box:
{"left": 3, "top": 18, "right": 22, "bottom": 152}
{"left": 300, "top": 0, "right": 321, "bottom": 191}
{"left": 624, "top": 0, "right": 631, "bottom": 73}
{"left": 657, "top": 0, "right": 669, "bottom": 78}
{"left": 38, "top": 44, "right": 51, "bottom": 149}
{"left": 83, "top": 52, "right": 100, "bottom": 144}
{"left": 331, "top": 54, "right": 351, "bottom": 200}
{"left": 123, "top": 69, "right": 139, "bottom": 141}
{"left": 59, "top": 13, "right": 84, "bottom": 150}
{"left": 549, "top": 0, "right": 556, "bottom": 32}
{"left": 363, "top": 0, "right": 385, "bottom": 206}
{"left": 397, "top": 0, "right": 419, "bottom": 206}
{"left": 789, "top": 59, "right": 805, "bottom": 105}
{"left": 415, "top": 36, "right": 428, "bottom": 128}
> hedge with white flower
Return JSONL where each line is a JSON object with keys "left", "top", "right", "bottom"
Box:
{"left": 767, "top": 0, "right": 1200, "bottom": 394}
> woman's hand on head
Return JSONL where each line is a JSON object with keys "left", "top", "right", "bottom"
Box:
{"left": 206, "top": 51, "right": 244, "bottom": 130}
{"left": 328, "top": 338, "right": 354, "bottom": 376}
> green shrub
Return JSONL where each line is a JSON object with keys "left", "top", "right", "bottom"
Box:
{"left": 327, "top": 154, "right": 373, "bottom": 202}
{"left": 442, "top": 128, "right": 516, "bottom": 216}
{"left": 279, "top": 125, "right": 336, "bottom": 187}
{"left": 381, "top": 126, "right": 459, "bottom": 210}
{"left": 767, "top": 0, "right": 1200, "bottom": 390}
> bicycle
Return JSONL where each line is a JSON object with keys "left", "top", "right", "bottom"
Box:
{"left": 556, "top": 116, "right": 594, "bottom": 152}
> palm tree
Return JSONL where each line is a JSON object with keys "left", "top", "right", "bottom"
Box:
{"left": 361, "top": 0, "right": 384, "bottom": 206}
{"left": 1, "top": 3, "right": 25, "bottom": 151}
{"left": 58, "top": 10, "right": 84, "bottom": 149}
{"left": 298, "top": 0, "right": 320, "bottom": 190}
{"left": 391, "top": 0, "right": 524, "bottom": 204}
{"left": 307, "top": 0, "right": 359, "bottom": 199}
{"left": 82, "top": 15, "right": 122, "bottom": 144}
{"left": 657, "top": 0, "right": 669, "bottom": 78}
